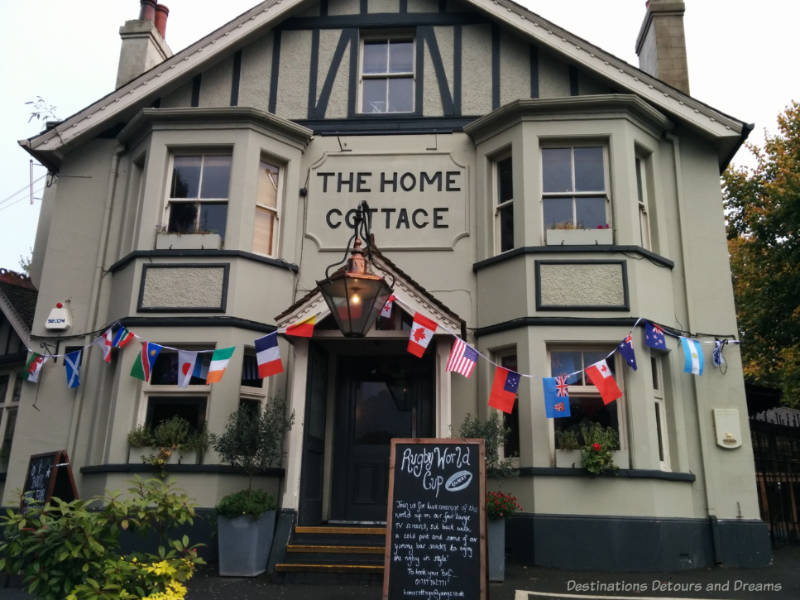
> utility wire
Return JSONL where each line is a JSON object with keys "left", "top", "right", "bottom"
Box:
{"left": 0, "top": 174, "right": 46, "bottom": 207}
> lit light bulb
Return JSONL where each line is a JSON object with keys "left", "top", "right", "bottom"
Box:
{"left": 350, "top": 293, "right": 361, "bottom": 305}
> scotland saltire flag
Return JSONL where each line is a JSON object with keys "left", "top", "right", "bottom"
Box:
{"left": 543, "top": 376, "right": 571, "bottom": 418}
{"left": 65, "top": 349, "right": 82, "bottom": 389}
{"left": 645, "top": 321, "right": 668, "bottom": 351}
{"left": 681, "top": 337, "right": 704, "bottom": 376}
{"left": 618, "top": 334, "right": 637, "bottom": 370}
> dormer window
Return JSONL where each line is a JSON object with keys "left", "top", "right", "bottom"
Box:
{"left": 359, "top": 38, "right": 414, "bottom": 114}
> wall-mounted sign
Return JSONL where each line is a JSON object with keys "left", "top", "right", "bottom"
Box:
{"left": 307, "top": 153, "right": 469, "bottom": 251}
{"left": 45, "top": 302, "right": 71, "bottom": 330}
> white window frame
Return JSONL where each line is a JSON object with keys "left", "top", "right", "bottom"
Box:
{"left": 636, "top": 155, "right": 652, "bottom": 251}
{"left": 650, "top": 354, "right": 671, "bottom": 470}
{"left": 541, "top": 144, "right": 611, "bottom": 232}
{"left": 358, "top": 34, "right": 415, "bottom": 114}
{"left": 490, "top": 348, "right": 521, "bottom": 466}
{"left": 0, "top": 371, "right": 21, "bottom": 473}
{"left": 252, "top": 156, "right": 283, "bottom": 257}
{"left": 163, "top": 152, "right": 231, "bottom": 237}
{"left": 493, "top": 153, "right": 514, "bottom": 255}
{"left": 548, "top": 345, "right": 629, "bottom": 469}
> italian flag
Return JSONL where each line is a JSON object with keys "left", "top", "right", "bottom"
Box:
{"left": 206, "top": 346, "right": 236, "bottom": 384}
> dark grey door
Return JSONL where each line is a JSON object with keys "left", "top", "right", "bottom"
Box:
{"left": 298, "top": 345, "right": 328, "bottom": 525}
{"left": 331, "top": 354, "right": 434, "bottom": 522}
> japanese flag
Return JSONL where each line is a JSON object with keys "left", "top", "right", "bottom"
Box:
{"left": 407, "top": 312, "right": 437, "bottom": 357}
{"left": 177, "top": 350, "right": 198, "bottom": 388}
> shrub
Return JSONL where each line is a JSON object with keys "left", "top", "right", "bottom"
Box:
{"left": 215, "top": 489, "right": 276, "bottom": 520}
{"left": 486, "top": 490, "right": 522, "bottom": 520}
{"left": 579, "top": 422, "right": 619, "bottom": 475}
{"left": 458, "top": 413, "right": 517, "bottom": 478}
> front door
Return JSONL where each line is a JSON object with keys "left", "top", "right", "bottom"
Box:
{"left": 331, "top": 352, "right": 434, "bottom": 522}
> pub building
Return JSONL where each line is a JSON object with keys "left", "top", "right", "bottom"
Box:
{"left": 3, "top": 0, "right": 769, "bottom": 572}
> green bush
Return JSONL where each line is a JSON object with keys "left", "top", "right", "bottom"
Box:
{"left": 579, "top": 422, "right": 619, "bottom": 475}
{"left": 215, "top": 489, "right": 276, "bottom": 520}
{"left": 457, "top": 413, "right": 517, "bottom": 478}
{"left": 128, "top": 416, "right": 211, "bottom": 476}
{"left": 0, "top": 477, "right": 203, "bottom": 600}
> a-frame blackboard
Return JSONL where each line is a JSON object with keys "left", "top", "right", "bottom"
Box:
{"left": 383, "top": 438, "right": 486, "bottom": 600}
{"left": 21, "top": 450, "right": 78, "bottom": 509}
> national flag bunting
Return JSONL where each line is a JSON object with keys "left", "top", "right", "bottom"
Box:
{"left": 94, "top": 328, "right": 114, "bottom": 363}
{"left": 681, "top": 337, "right": 704, "bottom": 376}
{"left": 24, "top": 352, "right": 48, "bottom": 383}
{"left": 255, "top": 332, "right": 283, "bottom": 378}
{"left": 712, "top": 340, "right": 725, "bottom": 368}
{"left": 285, "top": 315, "right": 316, "bottom": 338}
{"left": 206, "top": 346, "right": 235, "bottom": 383}
{"left": 585, "top": 359, "right": 622, "bottom": 405}
{"left": 407, "top": 313, "right": 437, "bottom": 358}
{"left": 488, "top": 366, "right": 520, "bottom": 414}
{"left": 113, "top": 326, "right": 135, "bottom": 349}
{"left": 177, "top": 350, "right": 198, "bottom": 388}
{"left": 446, "top": 338, "right": 478, "bottom": 378}
{"left": 618, "top": 334, "right": 637, "bottom": 370}
{"left": 543, "top": 376, "right": 571, "bottom": 418}
{"left": 131, "top": 342, "right": 163, "bottom": 382}
{"left": 644, "top": 321, "right": 668, "bottom": 351}
{"left": 380, "top": 294, "right": 396, "bottom": 319}
{"left": 65, "top": 349, "right": 82, "bottom": 389}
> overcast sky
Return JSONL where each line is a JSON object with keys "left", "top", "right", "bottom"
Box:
{"left": 0, "top": 0, "right": 797, "bottom": 269}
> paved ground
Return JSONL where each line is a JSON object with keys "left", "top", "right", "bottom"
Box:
{"left": 3, "top": 545, "right": 798, "bottom": 599}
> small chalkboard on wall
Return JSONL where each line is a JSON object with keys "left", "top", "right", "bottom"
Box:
{"left": 21, "top": 450, "right": 78, "bottom": 510}
{"left": 383, "top": 438, "right": 486, "bottom": 600}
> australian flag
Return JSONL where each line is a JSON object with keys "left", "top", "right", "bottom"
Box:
{"left": 645, "top": 321, "right": 668, "bottom": 351}
{"left": 618, "top": 334, "right": 637, "bottom": 370}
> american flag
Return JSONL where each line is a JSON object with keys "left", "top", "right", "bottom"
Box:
{"left": 446, "top": 338, "right": 478, "bottom": 378}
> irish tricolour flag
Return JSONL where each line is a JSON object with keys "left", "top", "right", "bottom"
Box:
{"left": 206, "top": 346, "right": 236, "bottom": 384}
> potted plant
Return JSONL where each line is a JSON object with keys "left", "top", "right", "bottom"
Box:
{"left": 486, "top": 490, "right": 522, "bottom": 582}
{"left": 457, "top": 412, "right": 517, "bottom": 478}
{"left": 127, "top": 416, "right": 210, "bottom": 475}
{"left": 554, "top": 428, "right": 582, "bottom": 468}
{"left": 579, "top": 422, "right": 619, "bottom": 475}
{"left": 212, "top": 397, "right": 294, "bottom": 577}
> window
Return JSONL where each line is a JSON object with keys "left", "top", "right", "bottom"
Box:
{"left": 166, "top": 153, "right": 231, "bottom": 239}
{"left": 550, "top": 348, "right": 622, "bottom": 451}
{"left": 0, "top": 373, "right": 20, "bottom": 473}
{"left": 253, "top": 158, "right": 280, "bottom": 256}
{"left": 241, "top": 348, "right": 263, "bottom": 389}
{"left": 360, "top": 38, "right": 414, "bottom": 113}
{"left": 542, "top": 146, "right": 609, "bottom": 231}
{"left": 145, "top": 396, "right": 207, "bottom": 433}
{"left": 150, "top": 349, "right": 212, "bottom": 386}
{"left": 635, "top": 156, "right": 652, "bottom": 250}
{"left": 240, "top": 347, "right": 266, "bottom": 413}
{"left": 650, "top": 354, "right": 670, "bottom": 470}
{"left": 498, "top": 352, "right": 520, "bottom": 459}
{"left": 494, "top": 155, "right": 514, "bottom": 253}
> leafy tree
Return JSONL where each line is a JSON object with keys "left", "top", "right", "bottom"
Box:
{"left": 722, "top": 101, "right": 800, "bottom": 406}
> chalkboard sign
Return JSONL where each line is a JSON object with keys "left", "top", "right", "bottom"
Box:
{"left": 383, "top": 438, "right": 486, "bottom": 600}
{"left": 21, "top": 450, "right": 78, "bottom": 509}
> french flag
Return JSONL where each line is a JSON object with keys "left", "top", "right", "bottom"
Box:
{"left": 255, "top": 332, "right": 283, "bottom": 378}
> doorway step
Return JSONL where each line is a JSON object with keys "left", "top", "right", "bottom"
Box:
{"left": 273, "top": 525, "right": 386, "bottom": 583}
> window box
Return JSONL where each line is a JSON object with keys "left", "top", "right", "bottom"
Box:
{"left": 546, "top": 228, "right": 613, "bottom": 246}
{"left": 555, "top": 449, "right": 583, "bottom": 468}
{"left": 155, "top": 231, "right": 223, "bottom": 250}
{"left": 127, "top": 447, "right": 200, "bottom": 465}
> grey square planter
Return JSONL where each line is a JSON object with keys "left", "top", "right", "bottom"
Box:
{"left": 217, "top": 510, "right": 276, "bottom": 577}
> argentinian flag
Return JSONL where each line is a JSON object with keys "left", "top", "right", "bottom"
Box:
{"left": 680, "top": 337, "right": 704, "bottom": 376}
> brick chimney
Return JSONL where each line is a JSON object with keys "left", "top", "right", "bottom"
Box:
{"left": 635, "top": 0, "right": 690, "bottom": 94}
{"left": 116, "top": 0, "right": 172, "bottom": 88}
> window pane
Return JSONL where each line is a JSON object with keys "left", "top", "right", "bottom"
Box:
{"left": 499, "top": 205, "right": 514, "bottom": 252}
{"left": 574, "top": 147, "right": 604, "bottom": 191}
{"left": 354, "top": 381, "right": 412, "bottom": 444}
{"left": 198, "top": 202, "right": 227, "bottom": 238}
{"left": 543, "top": 197, "right": 572, "bottom": 229}
{"left": 635, "top": 158, "right": 645, "bottom": 204}
{"left": 497, "top": 157, "right": 513, "bottom": 203}
{"left": 253, "top": 206, "right": 276, "bottom": 255}
{"left": 500, "top": 355, "right": 520, "bottom": 458}
{"left": 575, "top": 196, "right": 606, "bottom": 229}
{"left": 554, "top": 396, "right": 620, "bottom": 446}
{"left": 363, "top": 41, "right": 387, "bottom": 74}
{"left": 655, "top": 403, "right": 665, "bottom": 462}
{"left": 258, "top": 161, "right": 279, "bottom": 209}
{"left": 542, "top": 148, "right": 572, "bottom": 193}
{"left": 550, "top": 351, "right": 581, "bottom": 384}
{"left": 146, "top": 396, "right": 207, "bottom": 431}
{"left": 388, "top": 78, "right": 413, "bottom": 112}
{"left": 171, "top": 156, "right": 201, "bottom": 198}
{"left": 200, "top": 156, "right": 231, "bottom": 198}
{"left": 168, "top": 202, "right": 197, "bottom": 233}
{"left": 651, "top": 356, "right": 660, "bottom": 390}
{"left": 0, "top": 375, "right": 8, "bottom": 402}
{"left": 241, "top": 352, "right": 261, "bottom": 388}
{"left": 389, "top": 41, "right": 413, "bottom": 73}
{"left": 362, "top": 78, "right": 386, "bottom": 113}
{"left": 583, "top": 350, "right": 615, "bottom": 376}
{"left": 12, "top": 378, "right": 22, "bottom": 403}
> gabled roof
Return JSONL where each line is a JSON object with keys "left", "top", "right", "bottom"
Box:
{"left": 0, "top": 268, "right": 38, "bottom": 349}
{"left": 20, "top": 0, "right": 748, "bottom": 169}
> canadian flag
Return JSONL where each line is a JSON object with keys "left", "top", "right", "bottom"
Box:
{"left": 585, "top": 359, "right": 623, "bottom": 405}
{"left": 407, "top": 312, "right": 437, "bottom": 357}
{"left": 380, "top": 294, "right": 396, "bottom": 319}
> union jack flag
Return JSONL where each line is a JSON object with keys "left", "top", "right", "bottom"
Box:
{"left": 555, "top": 375, "right": 569, "bottom": 397}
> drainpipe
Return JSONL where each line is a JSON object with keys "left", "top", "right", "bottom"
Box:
{"left": 66, "top": 145, "right": 125, "bottom": 464}
{"left": 665, "top": 132, "right": 719, "bottom": 563}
